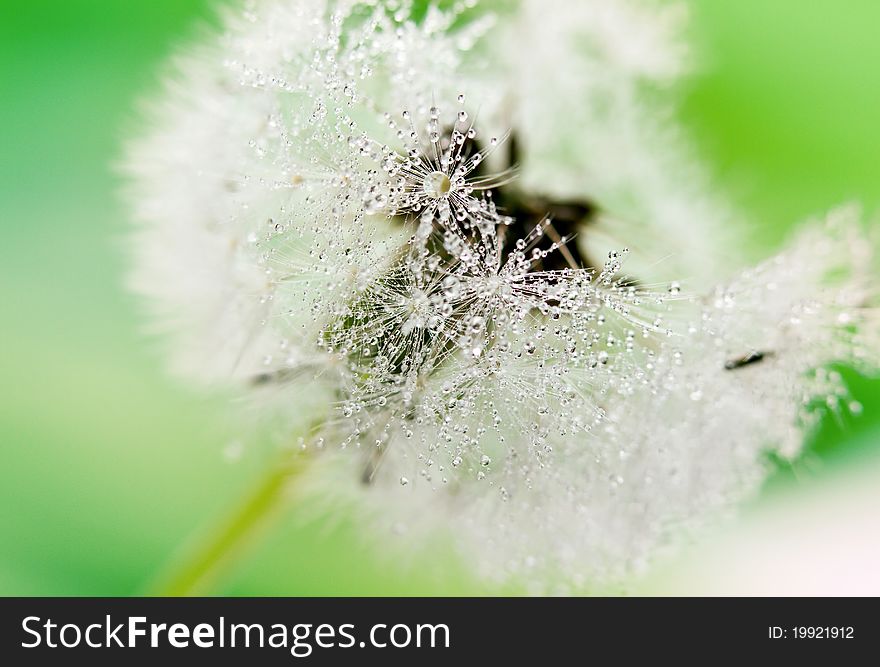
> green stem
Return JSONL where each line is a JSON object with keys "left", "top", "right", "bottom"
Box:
{"left": 149, "top": 452, "right": 307, "bottom": 596}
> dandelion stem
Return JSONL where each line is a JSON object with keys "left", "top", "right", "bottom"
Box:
{"left": 149, "top": 451, "right": 307, "bottom": 596}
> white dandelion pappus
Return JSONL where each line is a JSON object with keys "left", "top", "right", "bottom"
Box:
{"left": 370, "top": 102, "right": 514, "bottom": 226}
{"left": 124, "top": 0, "right": 879, "bottom": 588}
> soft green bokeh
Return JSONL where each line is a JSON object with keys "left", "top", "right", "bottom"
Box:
{"left": 1, "top": 0, "right": 878, "bottom": 595}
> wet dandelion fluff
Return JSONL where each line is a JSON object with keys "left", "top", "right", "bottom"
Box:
{"left": 125, "top": 0, "right": 879, "bottom": 588}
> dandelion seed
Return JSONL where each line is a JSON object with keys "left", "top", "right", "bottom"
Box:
{"left": 371, "top": 104, "right": 514, "bottom": 230}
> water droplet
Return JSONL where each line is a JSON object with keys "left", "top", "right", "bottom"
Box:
{"left": 423, "top": 171, "right": 451, "bottom": 199}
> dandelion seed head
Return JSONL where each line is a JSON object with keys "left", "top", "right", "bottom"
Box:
{"left": 125, "top": 0, "right": 879, "bottom": 589}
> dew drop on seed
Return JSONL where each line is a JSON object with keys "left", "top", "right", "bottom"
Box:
{"left": 423, "top": 171, "right": 451, "bottom": 199}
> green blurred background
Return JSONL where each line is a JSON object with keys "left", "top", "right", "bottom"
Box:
{"left": 1, "top": 0, "right": 879, "bottom": 595}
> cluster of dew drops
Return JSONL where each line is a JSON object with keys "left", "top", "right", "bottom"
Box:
{"left": 234, "top": 5, "right": 678, "bottom": 491}
{"left": 297, "top": 91, "right": 681, "bottom": 491}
